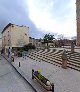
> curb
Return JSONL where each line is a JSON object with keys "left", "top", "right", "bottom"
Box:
{"left": 2, "top": 55, "right": 37, "bottom": 92}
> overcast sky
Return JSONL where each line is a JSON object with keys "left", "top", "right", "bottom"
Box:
{"left": 0, "top": 0, "right": 76, "bottom": 38}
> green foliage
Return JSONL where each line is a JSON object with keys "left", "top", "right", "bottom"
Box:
{"left": 23, "top": 43, "right": 35, "bottom": 51}
{"left": 37, "top": 73, "right": 44, "bottom": 81}
{"left": 34, "top": 71, "right": 49, "bottom": 85}
{"left": 43, "top": 33, "right": 55, "bottom": 46}
{"left": 17, "top": 47, "right": 24, "bottom": 52}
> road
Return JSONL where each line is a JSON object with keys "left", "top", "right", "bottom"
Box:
{"left": 0, "top": 55, "right": 35, "bottom": 92}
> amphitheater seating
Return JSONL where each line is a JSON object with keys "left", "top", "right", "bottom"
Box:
{"left": 27, "top": 48, "right": 80, "bottom": 72}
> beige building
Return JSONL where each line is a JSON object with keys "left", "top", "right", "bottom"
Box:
{"left": 2, "top": 23, "right": 29, "bottom": 53}
{"left": 76, "top": 0, "right": 80, "bottom": 46}
{"left": 29, "top": 37, "right": 36, "bottom": 46}
{"left": 29, "top": 37, "right": 42, "bottom": 48}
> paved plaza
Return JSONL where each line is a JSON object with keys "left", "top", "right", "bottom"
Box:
{"left": 11, "top": 55, "right": 80, "bottom": 92}
{"left": 3, "top": 47, "right": 80, "bottom": 92}
{"left": 0, "top": 56, "right": 35, "bottom": 92}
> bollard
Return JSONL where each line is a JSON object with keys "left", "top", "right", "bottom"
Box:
{"left": 71, "top": 41, "right": 74, "bottom": 53}
{"left": 0, "top": 56, "right": 1, "bottom": 60}
{"left": 19, "top": 62, "right": 20, "bottom": 67}
{"left": 32, "top": 69, "right": 34, "bottom": 79}
{"left": 13, "top": 57, "right": 14, "bottom": 62}
{"left": 62, "top": 50, "right": 67, "bottom": 69}
{"left": 52, "top": 83, "right": 54, "bottom": 92}
{"left": 11, "top": 57, "right": 14, "bottom": 62}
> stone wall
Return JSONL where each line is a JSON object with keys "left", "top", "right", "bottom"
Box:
{"left": 76, "top": 0, "right": 80, "bottom": 46}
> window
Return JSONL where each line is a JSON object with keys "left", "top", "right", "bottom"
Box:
{"left": 25, "top": 33, "right": 27, "bottom": 36}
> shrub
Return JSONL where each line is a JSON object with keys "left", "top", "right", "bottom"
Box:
{"left": 17, "top": 51, "right": 22, "bottom": 57}
{"left": 23, "top": 43, "right": 35, "bottom": 51}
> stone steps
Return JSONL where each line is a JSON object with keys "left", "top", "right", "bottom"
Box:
{"left": 29, "top": 50, "right": 80, "bottom": 65}
{"left": 50, "top": 54, "right": 80, "bottom": 66}
{"left": 28, "top": 49, "right": 80, "bottom": 71}
{"left": 32, "top": 49, "right": 49, "bottom": 55}
{"left": 28, "top": 54, "right": 80, "bottom": 71}
{"left": 29, "top": 52, "right": 80, "bottom": 68}
{"left": 43, "top": 49, "right": 56, "bottom": 55}
{"left": 27, "top": 55, "right": 61, "bottom": 67}
{"left": 31, "top": 50, "right": 63, "bottom": 58}
{"left": 68, "top": 58, "right": 80, "bottom": 62}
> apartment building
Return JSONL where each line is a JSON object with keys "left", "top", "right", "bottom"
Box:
{"left": 2, "top": 23, "right": 29, "bottom": 53}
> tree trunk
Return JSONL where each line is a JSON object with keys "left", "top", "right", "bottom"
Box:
{"left": 47, "top": 42, "right": 48, "bottom": 49}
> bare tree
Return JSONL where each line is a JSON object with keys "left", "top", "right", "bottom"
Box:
{"left": 57, "top": 34, "right": 65, "bottom": 47}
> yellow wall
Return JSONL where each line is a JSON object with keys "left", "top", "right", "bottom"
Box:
{"left": 11, "top": 25, "right": 29, "bottom": 47}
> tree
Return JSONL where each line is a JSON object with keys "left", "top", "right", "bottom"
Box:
{"left": 57, "top": 34, "right": 65, "bottom": 47}
{"left": 43, "top": 33, "right": 55, "bottom": 47}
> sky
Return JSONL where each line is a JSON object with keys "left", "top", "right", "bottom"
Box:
{"left": 0, "top": 0, "right": 76, "bottom": 39}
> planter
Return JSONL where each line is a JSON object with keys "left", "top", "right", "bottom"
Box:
{"left": 32, "top": 69, "right": 54, "bottom": 92}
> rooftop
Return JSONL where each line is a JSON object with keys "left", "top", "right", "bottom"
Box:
{"left": 2, "top": 23, "right": 29, "bottom": 34}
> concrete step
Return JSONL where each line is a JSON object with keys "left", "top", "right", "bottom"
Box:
{"left": 29, "top": 51, "right": 80, "bottom": 66}
{"left": 27, "top": 55, "right": 61, "bottom": 67}
{"left": 30, "top": 50, "right": 63, "bottom": 58}
{"left": 43, "top": 49, "right": 56, "bottom": 55}
{"left": 28, "top": 53, "right": 80, "bottom": 71}
{"left": 28, "top": 55, "right": 80, "bottom": 71}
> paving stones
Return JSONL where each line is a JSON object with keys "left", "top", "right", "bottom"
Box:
{"left": 0, "top": 56, "right": 35, "bottom": 92}
{"left": 3, "top": 47, "right": 80, "bottom": 92}
{"left": 12, "top": 56, "right": 80, "bottom": 92}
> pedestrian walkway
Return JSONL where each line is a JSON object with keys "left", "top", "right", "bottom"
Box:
{"left": 4, "top": 55, "right": 80, "bottom": 92}
{"left": 0, "top": 55, "right": 35, "bottom": 92}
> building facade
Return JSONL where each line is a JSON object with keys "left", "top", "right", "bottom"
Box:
{"left": 2, "top": 23, "right": 29, "bottom": 53}
{"left": 76, "top": 0, "right": 80, "bottom": 46}
{"left": 29, "top": 37, "right": 42, "bottom": 48}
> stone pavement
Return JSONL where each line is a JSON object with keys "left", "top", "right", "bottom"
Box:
{"left": 3, "top": 55, "right": 47, "bottom": 92}
{"left": 0, "top": 55, "right": 35, "bottom": 92}
{"left": 4, "top": 55, "right": 80, "bottom": 92}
